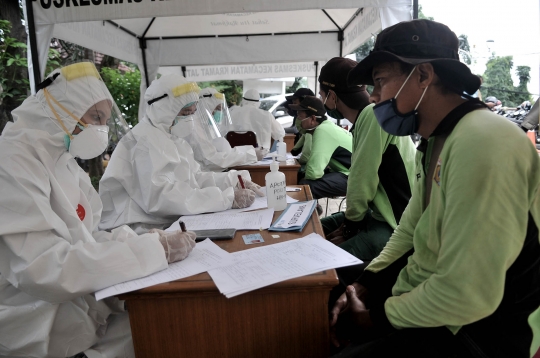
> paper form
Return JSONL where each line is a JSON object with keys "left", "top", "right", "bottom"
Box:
{"left": 95, "top": 239, "right": 234, "bottom": 301}
{"left": 225, "top": 195, "right": 297, "bottom": 214}
{"left": 208, "top": 233, "right": 362, "bottom": 298}
{"left": 166, "top": 208, "right": 275, "bottom": 232}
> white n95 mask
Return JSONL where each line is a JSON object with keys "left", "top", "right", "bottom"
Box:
{"left": 171, "top": 116, "right": 194, "bottom": 138}
{"left": 68, "top": 124, "right": 109, "bottom": 159}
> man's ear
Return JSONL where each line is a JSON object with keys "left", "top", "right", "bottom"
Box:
{"left": 417, "top": 63, "right": 435, "bottom": 89}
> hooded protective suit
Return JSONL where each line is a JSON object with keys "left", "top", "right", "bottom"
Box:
{"left": 99, "top": 74, "right": 251, "bottom": 233}
{"left": 230, "top": 89, "right": 285, "bottom": 149}
{"left": 0, "top": 63, "right": 168, "bottom": 358}
{"left": 176, "top": 87, "right": 256, "bottom": 172}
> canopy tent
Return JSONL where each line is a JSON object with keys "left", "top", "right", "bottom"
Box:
{"left": 23, "top": 0, "right": 412, "bottom": 117}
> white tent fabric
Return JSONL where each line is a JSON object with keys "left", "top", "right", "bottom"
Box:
{"left": 24, "top": 0, "right": 411, "bottom": 116}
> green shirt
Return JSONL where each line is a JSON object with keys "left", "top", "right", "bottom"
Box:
{"left": 304, "top": 119, "right": 353, "bottom": 180}
{"left": 346, "top": 105, "right": 416, "bottom": 228}
{"left": 365, "top": 108, "right": 540, "bottom": 334}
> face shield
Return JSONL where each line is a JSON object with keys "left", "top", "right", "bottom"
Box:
{"left": 199, "top": 91, "right": 232, "bottom": 136}
{"left": 38, "top": 61, "right": 129, "bottom": 159}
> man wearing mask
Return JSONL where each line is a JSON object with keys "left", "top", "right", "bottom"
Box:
{"left": 287, "top": 88, "right": 316, "bottom": 181}
{"left": 230, "top": 89, "right": 285, "bottom": 149}
{"left": 319, "top": 57, "right": 416, "bottom": 262}
{"left": 330, "top": 20, "right": 540, "bottom": 357}
{"left": 99, "top": 74, "right": 261, "bottom": 234}
{"left": 0, "top": 62, "right": 196, "bottom": 358}
{"left": 172, "top": 87, "right": 260, "bottom": 172}
{"left": 291, "top": 96, "right": 353, "bottom": 199}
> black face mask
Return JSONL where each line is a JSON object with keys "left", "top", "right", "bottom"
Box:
{"left": 323, "top": 91, "right": 345, "bottom": 120}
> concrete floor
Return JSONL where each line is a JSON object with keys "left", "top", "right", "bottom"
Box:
{"left": 318, "top": 197, "right": 347, "bottom": 218}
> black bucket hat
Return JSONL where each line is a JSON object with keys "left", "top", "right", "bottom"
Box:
{"left": 348, "top": 19, "right": 481, "bottom": 95}
{"left": 319, "top": 57, "right": 370, "bottom": 110}
{"left": 286, "top": 88, "right": 315, "bottom": 102}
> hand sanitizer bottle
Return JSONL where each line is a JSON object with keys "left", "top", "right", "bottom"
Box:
{"left": 265, "top": 154, "right": 287, "bottom": 211}
{"left": 276, "top": 137, "right": 287, "bottom": 161}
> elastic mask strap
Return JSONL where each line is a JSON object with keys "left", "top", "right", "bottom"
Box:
{"left": 43, "top": 89, "right": 87, "bottom": 139}
{"left": 395, "top": 66, "right": 417, "bottom": 99}
{"left": 415, "top": 86, "right": 429, "bottom": 111}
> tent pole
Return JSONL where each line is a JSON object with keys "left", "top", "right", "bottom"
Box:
{"left": 314, "top": 61, "right": 319, "bottom": 94}
{"left": 139, "top": 38, "right": 150, "bottom": 88}
{"left": 413, "top": 0, "right": 419, "bottom": 19}
{"left": 25, "top": 0, "right": 42, "bottom": 90}
{"left": 181, "top": 66, "right": 187, "bottom": 78}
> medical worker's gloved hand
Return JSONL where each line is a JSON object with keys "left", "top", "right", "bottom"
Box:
{"left": 232, "top": 189, "right": 256, "bottom": 208}
{"left": 149, "top": 229, "right": 196, "bottom": 263}
{"left": 255, "top": 147, "right": 268, "bottom": 161}
{"left": 240, "top": 179, "right": 265, "bottom": 197}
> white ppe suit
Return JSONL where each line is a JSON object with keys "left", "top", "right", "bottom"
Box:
{"left": 178, "top": 87, "right": 256, "bottom": 172}
{"left": 0, "top": 64, "right": 168, "bottom": 358}
{"left": 99, "top": 74, "right": 251, "bottom": 233}
{"left": 230, "top": 89, "right": 285, "bottom": 149}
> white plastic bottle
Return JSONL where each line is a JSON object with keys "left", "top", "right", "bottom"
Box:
{"left": 276, "top": 138, "right": 287, "bottom": 161}
{"left": 265, "top": 154, "right": 287, "bottom": 211}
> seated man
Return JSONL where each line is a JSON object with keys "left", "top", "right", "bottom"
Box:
{"left": 230, "top": 89, "right": 285, "bottom": 150}
{"left": 99, "top": 74, "right": 261, "bottom": 234}
{"left": 290, "top": 96, "right": 353, "bottom": 199}
{"left": 330, "top": 19, "right": 540, "bottom": 357}
{"left": 318, "top": 57, "right": 416, "bottom": 261}
{"left": 175, "top": 87, "right": 259, "bottom": 172}
{"left": 286, "top": 88, "right": 316, "bottom": 181}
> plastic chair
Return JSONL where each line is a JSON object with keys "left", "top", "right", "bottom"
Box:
{"left": 225, "top": 131, "right": 258, "bottom": 148}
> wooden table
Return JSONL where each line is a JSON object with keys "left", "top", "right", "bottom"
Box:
{"left": 231, "top": 158, "right": 300, "bottom": 186}
{"left": 120, "top": 186, "right": 338, "bottom": 358}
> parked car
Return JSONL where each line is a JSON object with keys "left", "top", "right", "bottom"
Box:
{"left": 259, "top": 94, "right": 294, "bottom": 129}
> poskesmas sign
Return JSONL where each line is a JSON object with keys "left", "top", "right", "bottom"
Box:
{"left": 342, "top": 7, "right": 382, "bottom": 55}
{"left": 34, "top": 0, "right": 157, "bottom": 10}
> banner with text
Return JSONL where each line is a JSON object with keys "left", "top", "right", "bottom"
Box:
{"left": 159, "top": 62, "right": 323, "bottom": 82}
{"left": 342, "top": 7, "right": 382, "bottom": 56}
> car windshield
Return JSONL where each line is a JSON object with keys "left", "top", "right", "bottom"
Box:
{"left": 259, "top": 100, "right": 277, "bottom": 111}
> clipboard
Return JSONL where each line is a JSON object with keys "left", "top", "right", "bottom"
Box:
{"left": 268, "top": 200, "right": 317, "bottom": 232}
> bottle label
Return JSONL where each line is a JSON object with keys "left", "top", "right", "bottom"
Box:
{"left": 269, "top": 180, "right": 286, "bottom": 199}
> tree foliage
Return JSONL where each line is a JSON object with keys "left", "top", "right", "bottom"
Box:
{"left": 458, "top": 34, "right": 472, "bottom": 65}
{"left": 481, "top": 56, "right": 531, "bottom": 107}
{"left": 418, "top": 5, "right": 434, "bottom": 21}
{"left": 101, "top": 65, "right": 141, "bottom": 126}
{"left": 198, "top": 80, "right": 243, "bottom": 107}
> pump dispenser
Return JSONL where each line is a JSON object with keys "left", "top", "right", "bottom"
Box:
{"left": 276, "top": 138, "right": 287, "bottom": 161}
{"left": 265, "top": 154, "right": 287, "bottom": 211}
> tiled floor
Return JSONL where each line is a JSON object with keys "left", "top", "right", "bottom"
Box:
{"left": 318, "top": 197, "right": 347, "bottom": 218}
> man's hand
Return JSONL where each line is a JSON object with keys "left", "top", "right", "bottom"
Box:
{"left": 326, "top": 223, "right": 344, "bottom": 240}
{"left": 330, "top": 236, "right": 346, "bottom": 246}
{"left": 330, "top": 283, "right": 371, "bottom": 347}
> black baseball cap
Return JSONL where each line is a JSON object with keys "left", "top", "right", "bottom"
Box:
{"left": 319, "top": 57, "right": 370, "bottom": 110}
{"left": 289, "top": 96, "right": 326, "bottom": 117}
{"left": 286, "top": 88, "right": 315, "bottom": 102}
{"left": 348, "top": 19, "right": 481, "bottom": 95}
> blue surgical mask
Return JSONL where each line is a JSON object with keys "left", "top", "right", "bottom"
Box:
{"left": 213, "top": 111, "right": 222, "bottom": 123}
{"left": 373, "top": 66, "right": 428, "bottom": 136}
{"left": 323, "top": 91, "right": 344, "bottom": 120}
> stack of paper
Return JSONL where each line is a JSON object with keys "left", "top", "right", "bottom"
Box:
{"left": 166, "top": 208, "right": 275, "bottom": 232}
{"left": 208, "top": 233, "right": 362, "bottom": 298}
{"left": 95, "top": 239, "right": 235, "bottom": 300}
